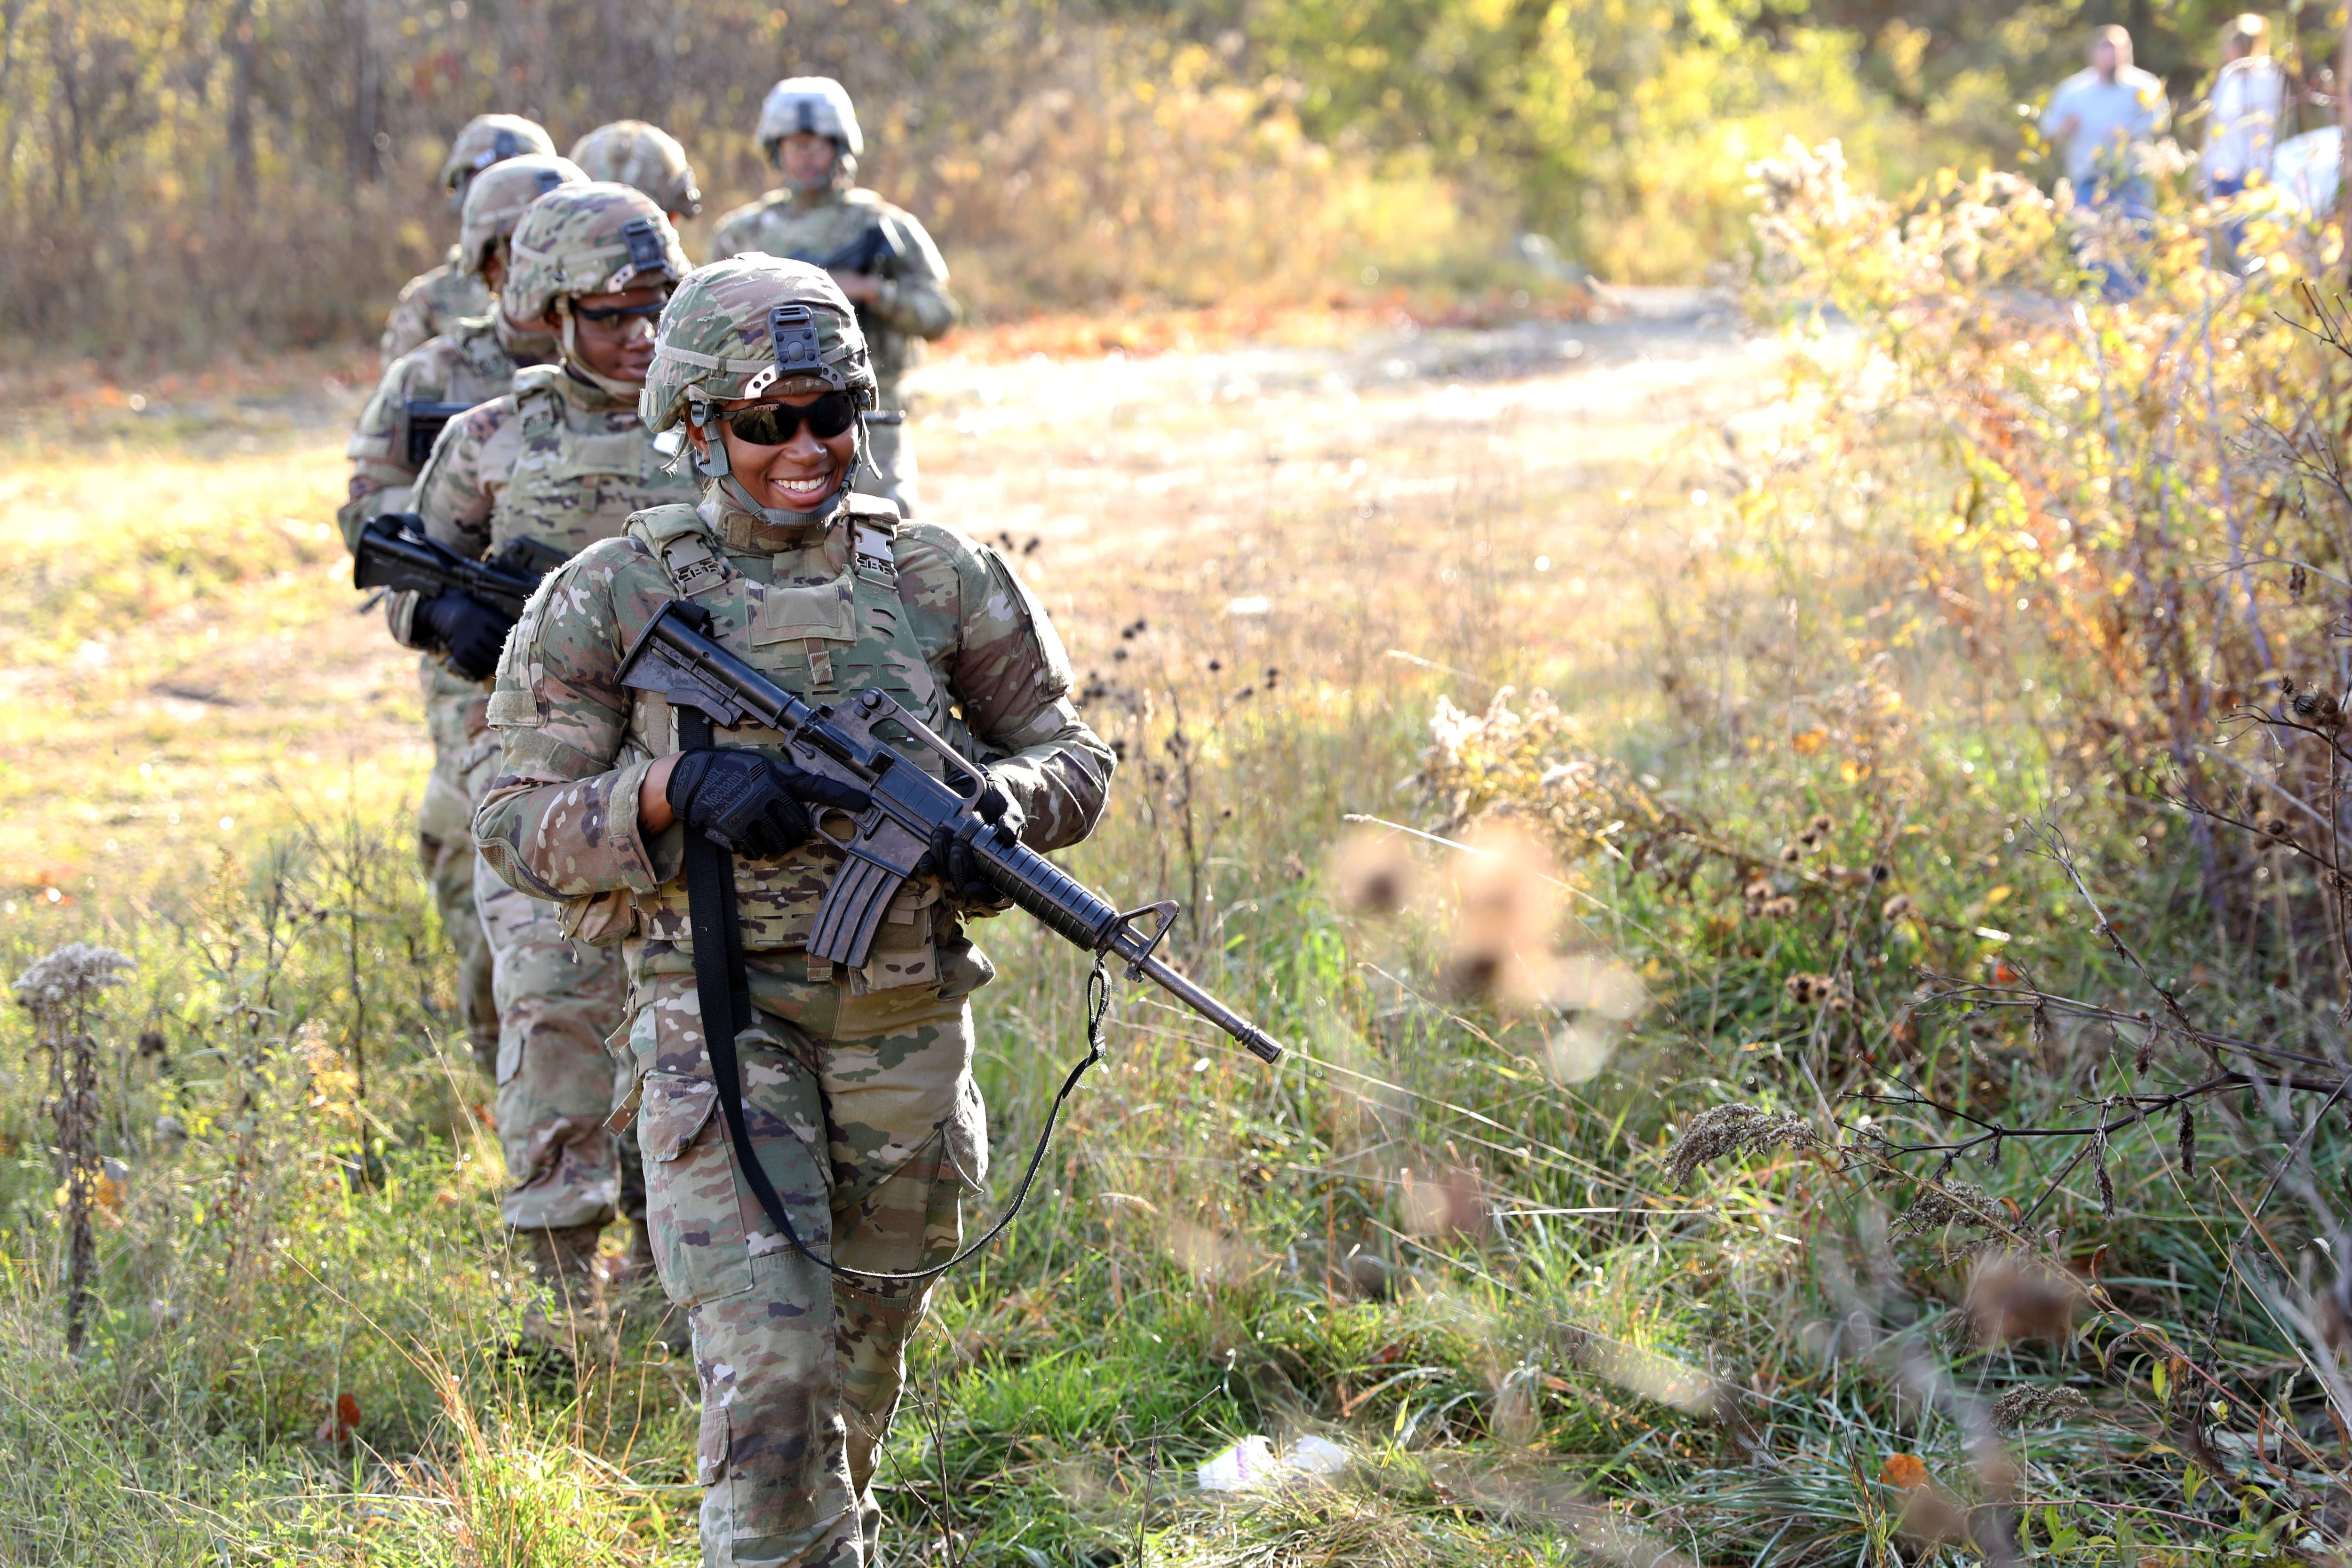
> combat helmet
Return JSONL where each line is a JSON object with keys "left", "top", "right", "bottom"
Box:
{"left": 438, "top": 113, "right": 557, "bottom": 202}
{"left": 644, "top": 255, "right": 878, "bottom": 522}
{"left": 458, "top": 154, "right": 587, "bottom": 278}
{"left": 757, "top": 77, "right": 863, "bottom": 173}
{"left": 569, "top": 120, "right": 702, "bottom": 219}
{"left": 504, "top": 182, "right": 690, "bottom": 395}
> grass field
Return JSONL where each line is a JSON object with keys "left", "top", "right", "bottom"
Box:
{"left": 0, "top": 296, "right": 2311, "bottom": 1565}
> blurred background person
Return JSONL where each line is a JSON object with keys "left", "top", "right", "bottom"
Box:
{"left": 383, "top": 114, "right": 557, "bottom": 365}
{"left": 2041, "top": 24, "right": 2170, "bottom": 215}
{"left": 2203, "top": 13, "right": 2283, "bottom": 268}
{"left": 711, "top": 77, "right": 958, "bottom": 516}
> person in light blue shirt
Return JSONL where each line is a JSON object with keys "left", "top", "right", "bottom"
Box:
{"left": 2041, "top": 25, "right": 2171, "bottom": 211}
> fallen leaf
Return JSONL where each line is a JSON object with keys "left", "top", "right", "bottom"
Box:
{"left": 314, "top": 1391, "right": 361, "bottom": 1444}
{"left": 1882, "top": 1453, "right": 1930, "bottom": 1490}
{"left": 1792, "top": 729, "right": 1828, "bottom": 755}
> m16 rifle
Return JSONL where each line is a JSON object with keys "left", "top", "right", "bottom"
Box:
{"left": 618, "top": 599, "right": 1284, "bottom": 1064}
{"left": 352, "top": 514, "right": 570, "bottom": 620}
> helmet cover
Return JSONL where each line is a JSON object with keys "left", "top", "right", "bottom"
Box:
{"left": 501, "top": 182, "right": 689, "bottom": 325}
{"left": 755, "top": 77, "right": 864, "bottom": 158}
{"left": 439, "top": 113, "right": 557, "bottom": 195}
{"left": 458, "top": 154, "right": 587, "bottom": 277}
{"left": 569, "top": 120, "right": 703, "bottom": 218}
{"left": 641, "top": 254, "right": 875, "bottom": 437}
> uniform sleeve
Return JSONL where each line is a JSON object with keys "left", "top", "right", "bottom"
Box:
{"left": 473, "top": 543, "right": 674, "bottom": 908}
{"left": 414, "top": 402, "right": 505, "bottom": 562}
{"left": 940, "top": 537, "right": 1111, "bottom": 852}
{"left": 381, "top": 275, "right": 437, "bottom": 365}
{"left": 708, "top": 198, "right": 764, "bottom": 262}
{"left": 872, "top": 210, "right": 959, "bottom": 342}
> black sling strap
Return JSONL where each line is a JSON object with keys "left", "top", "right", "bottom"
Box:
{"left": 677, "top": 705, "right": 826, "bottom": 1267}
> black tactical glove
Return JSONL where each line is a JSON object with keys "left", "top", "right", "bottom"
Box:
{"left": 667, "top": 748, "right": 872, "bottom": 860}
{"left": 419, "top": 590, "right": 515, "bottom": 681}
{"left": 922, "top": 771, "right": 1025, "bottom": 909}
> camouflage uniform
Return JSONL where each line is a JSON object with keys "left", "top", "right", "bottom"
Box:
{"left": 381, "top": 255, "right": 493, "bottom": 368}
{"left": 413, "top": 182, "right": 698, "bottom": 1241}
{"left": 710, "top": 79, "right": 957, "bottom": 515}
{"left": 381, "top": 113, "right": 557, "bottom": 364}
{"left": 346, "top": 154, "right": 581, "bottom": 1075}
{"left": 473, "top": 257, "right": 1111, "bottom": 1567}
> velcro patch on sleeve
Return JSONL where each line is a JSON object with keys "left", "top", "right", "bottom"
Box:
{"left": 486, "top": 687, "right": 543, "bottom": 728}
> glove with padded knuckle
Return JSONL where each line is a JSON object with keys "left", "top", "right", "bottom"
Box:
{"left": 922, "top": 769, "right": 1025, "bottom": 910}
{"left": 420, "top": 590, "right": 515, "bottom": 681}
{"left": 667, "top": 748, "right": 872, "bottom": 860}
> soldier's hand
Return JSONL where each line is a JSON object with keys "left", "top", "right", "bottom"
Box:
{"left": 829, "top": 269, "right": 883, "bottom": 305}
{"left": 666, "top": 748, "right": 872, "bottom": 860}
{"left": 920, "top": 770, "right": 1024, "bottom": 910}
{"left": 420, "top": 591, "right": 515, "bottom": 680}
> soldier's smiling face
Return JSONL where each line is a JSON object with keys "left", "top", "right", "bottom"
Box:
{"left": 702, "top": 391, "right": 858, "bottom": 511}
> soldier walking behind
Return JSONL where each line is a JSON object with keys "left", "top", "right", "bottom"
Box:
{"left": 571, "top": 119, "right": 704, "bottom": 228}
{"left": 711, "top": 78, "right": 957, "bottom": 516}
{"left": 474, "top": 256, "right": 1111, "bottom": 1566}
{"left": 382, "top": 113, "right": 558, "bottom": 365}
{"left": 341, "top": 151, "right": 585, "bottom": 1077}
{"left": 407, "top": 182, "right": 702, "bottom": 1342}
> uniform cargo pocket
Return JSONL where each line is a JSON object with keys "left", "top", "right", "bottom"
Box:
{"left": 639, "top": 1073, "right": 718, "bottom": 1163}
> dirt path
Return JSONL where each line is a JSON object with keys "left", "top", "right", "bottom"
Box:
{"left": 0, "top": 292, "right": 1785, "bottom": 912}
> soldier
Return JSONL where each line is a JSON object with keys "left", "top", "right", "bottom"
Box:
{"left": 408, "top": 181, "right": 701, "bottom": 1341}
{"left": 711, "top": 78, "right": 957, "bottom": 516}
{"left": 473, "top": 256, "right": 1111, "bottom": 1566}
{"left": 382, "top": 113, "right": 558, "bottom": 364}
{"left": 570, "top": 119, "right": 703, "bottom": 226}
{"left": 341, "top": 150, "right": 586, "bottom": 1078}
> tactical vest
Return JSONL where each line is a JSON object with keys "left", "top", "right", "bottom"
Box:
{"left": 400, "top": 317, "right": 517, "bottom": 468}
{"left": 622, "top": 498, "right": 978, "bottom": 991}
{"left": 490, "top": 365, "right": 700, "bottom": 559}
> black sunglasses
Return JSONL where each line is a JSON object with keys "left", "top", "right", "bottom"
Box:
{"left": 721, "top": 393, "right": 858, "bottom": 445}
{"left": 574, "top": 298, "right": 667, "bottom": 325}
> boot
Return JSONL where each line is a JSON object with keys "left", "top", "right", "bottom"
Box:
{"left": 609, "top": 1218, "right": 691, "bottom": 1354}
{"left": 516, "top": 1222, "right": 605, "bottom": 1358}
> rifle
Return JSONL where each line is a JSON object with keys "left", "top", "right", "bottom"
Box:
{"left": 403, "top": 399, "right": 476, "bottom": 467}
{"left": 617, "top": 598, "right": 1284, "bottom": 1065}
{"left": 804, "top": 223, "right": 903, "bottom": 279}
{"left": 352, "top": 514, "right": 570, "bottom": 620}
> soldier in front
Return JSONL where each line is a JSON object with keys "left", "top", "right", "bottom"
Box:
{"left": 711, "top": 78, "right": 957, "bottom": 515}
{"left": 472, "top": 256, "right": 1111, "bottom": 1566}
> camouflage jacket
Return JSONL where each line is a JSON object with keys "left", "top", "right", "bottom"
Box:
{"left": 393, "top": 364, "right": 698, "bottom": 653}
{"left": 382, "top": 246, "right": 494, "bottom": 365}
{"left": 338, "top": 312, "right": 550, "bottom": 551}
{"left": 707, "top": 188, "right": 957, "bottom": 397}
{"left": 473, "top": 488, "right": 1112, "bottom": 975}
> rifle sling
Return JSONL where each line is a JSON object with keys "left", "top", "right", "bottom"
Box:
{"left": 676, "top": 707, "right": 822, "bottom": 1268}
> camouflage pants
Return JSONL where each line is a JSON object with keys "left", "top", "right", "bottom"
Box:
{"left": 471, "top": 849, "right": 635, "bottom": 1230}
{"left": 851, "top": 416, "right": 920, "bottom": 518}
{"left": 419, "top": 668, "right": 497, "bottom": 1072}
{"left": 628, "top": 959, "right": 986, "bottom": 1568}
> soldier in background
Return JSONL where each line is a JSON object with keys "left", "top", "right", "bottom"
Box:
{"left": 340, "top": 151, "right": 585, "bottom": 1077}
{"left": 382, "top": 113, "right": 558, "bottom": 365}
{"left": 711, "top": 78, "right": 957, "bottom": 515}
{"left": 571, "top": 119, "right": 703, "bottom": 227}
{"left": 408, "top": 182, "right": 700, "bottom": 1346}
